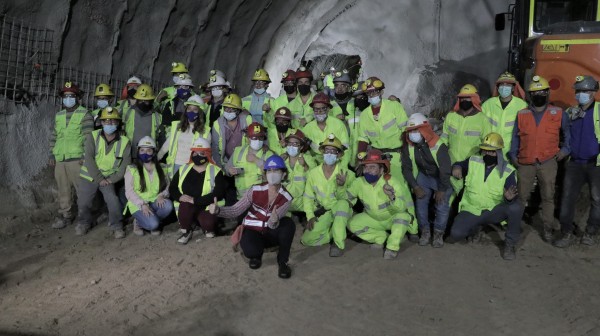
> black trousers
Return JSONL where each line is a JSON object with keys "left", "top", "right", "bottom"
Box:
{"left": 240, "top": 217, "right": 295, "bottom": 265}
{"left": 559, "top": 162, "right": 600, "bottom": 235}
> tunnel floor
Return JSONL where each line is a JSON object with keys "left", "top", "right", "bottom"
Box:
{"left": 1, "top": 216, "right": 599, "bottom": 335}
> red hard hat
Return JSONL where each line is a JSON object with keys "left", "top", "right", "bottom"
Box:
{"left": 281, "top": 69, "right": 296, "bottom": 83}
{"left": 246, "top": 122, "right": 266, "bottom": 138}
{"left": 310, "top": 92, "right": 333, "bottom": 108}
{"left": 359, "top": 149, "right": 390, "bottom": 173}
{"left": 295, "top": 66, "right": 313, "bottom": 81}
{"left": 285, "top": 129, "right": 306, "bottom": 143}
{"left": 274, "top": 107, "right": 292, "bottom": 120}
{"left": 60, "top": 81, "right": 80, "bottom": 96}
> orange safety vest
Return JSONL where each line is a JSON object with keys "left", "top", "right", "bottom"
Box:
{"left": 516, "top": 105, "right": 562, "bottom": 164}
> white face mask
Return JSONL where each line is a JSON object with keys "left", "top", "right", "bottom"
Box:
{"left": 211, "top": 88, "right": 223, "bottom": 98}
{"left": 286, "top": 146, "right": 299, "bottom": 157}
{"left": 314, "top": 114, "right": 327, "bottom": 123}
{"left": 266, "top": 171, "right": 283, "bottom": 185}
{"left": 96, "top": 99, "right": 109, "bottom": 109}
{"left": 408, "top": 131, "right": 423, "bottom": 143}
{"left": 223, "top": 111, "right": 237, "bottom": 121}
{"left": 250, "top": 139, "right": 263, "bottom": 151}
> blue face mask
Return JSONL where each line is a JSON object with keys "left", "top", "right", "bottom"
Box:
{"left": 254, "top": 88, "right": 266, "bottom": 95}
{"left": 498, "top": 85, "right": 512, "bottom": 99}
{"left": 323, "top": 153, "right": 338, "bottom": 166}
{"left": 138, "top": 153, "right": 153, "bottom": 163}
{"left": 363, "top": 172, "right": 380, "bottom": 184}
{"left": 286, "top": 146, "right": 299, "bottom": 157}
{"left": 177, "top": 88, "right": 191, "bottom": 99}
{"left": 63, "top": 97, "right": 76, "bottom": 108}
{"left": 186, "top": 111, "right": 199, "bottom": 122}
{"left": 103, "top": 125, "right": 117, "bottom": 135}
{"left": 368, "top": 96, "right": 381, "bottom": 106}
{"left": 97, "top": 99, "right": 109, "bottom": 109}
{"left": 576, "top": 92, "right": 592, "bottom": 106}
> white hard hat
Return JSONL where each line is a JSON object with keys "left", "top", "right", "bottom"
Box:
{"left": 191, "top": 137, "right": 210, "bottom": 149}
{"left": 329, "top": 66, "right": 336, "bottom": 71}
{"left": 138, "top": 136, "right": 156, "bottom": 149}
{"left": 207, "top": 75, "right": 229, "bottom": 88}
{"left": 174, "top": 73, "right": 194, "bottom": 87}
{"left": 184, "top": 94, "right": 204, "bottom": 107}
{"left": 407, "top": 113, "right": 428, "bottom": 129}
{"left": 127, "top": 76, "right": 142, "bottom": 85}
{"left": 209, "top": 69, "right": 226, "bottom": 80}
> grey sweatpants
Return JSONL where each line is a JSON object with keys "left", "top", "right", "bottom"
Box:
{"left": 77, "top": 178, "right": 123, "bottom": 230}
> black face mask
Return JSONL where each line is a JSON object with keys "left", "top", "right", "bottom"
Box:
{"left": 355, "top": 97, "right": 369, "bottom": 111}
{"left": 459, "top": 100, "right": 473, "bottom": 111}
{"left": 531, "top": 95, "right": 548, "bottom": 107}
{"left": 283, "top": 85, "right": 296, "bottom": 94}
{"left": 335, "top": 92, "right": 351, "bottom": 101}
{"left": 138, "top": 102, "right": 152, "bottom": 112}
{"left": 276, "top": 123, "right": 289, "bottom": 133}
{"left": 192, "top": 155, "right": 208, "bottom": 166}
{"left": 127, "top": 88, "right": 137, "bottom": 98}
{"left": 483, "top": 154, "right": 497, "bottom": 166}
{"left": 297, "top": 85, "right": 311, "bottom": 96}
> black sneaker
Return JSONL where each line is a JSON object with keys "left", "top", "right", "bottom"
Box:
{"left": 278, "top": 263, "right": 292, "bottom": 279}
{"left": 249, "top": 258, "right": 262, "bottom": 269}
{"left": 502, "top": 244, "right": 516, "bottom": 261}
{"left": 581, "top": 233, "right": 595, "bottom": 246}
{"left": 177, "top": 230, "right": 192, "bottom": 244}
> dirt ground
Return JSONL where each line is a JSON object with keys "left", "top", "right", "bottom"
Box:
{"left": 1, "top": 211, "right": 599, "bottom": 336}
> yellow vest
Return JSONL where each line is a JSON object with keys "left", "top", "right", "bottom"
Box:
{"left": 125, "top": 165, "right": 161, "bottom": 213}
{"left": 229, "top": 145, "right": 274, "bottom": 199}
{"left": 173, "top": 163, "right": 224, "bottom": 215}
{"left": 52, "top": 106, "right": 89, "bottom": 161}
{"left": 407, "top": 142, "right": 440, "bottom": 179}
{"left": 482, "top": 96, "right": 527, "bottom": 156}
{"left": 80, "top": 130, "right": 130, "bottom": 182}
{"left": 441, "top": 111, "right": 489, "bottom": 163}
{"left": 165, "top": 121, "right": 210, "bottom": 176}
{"left": 358, "top": 99, "right": 408, "bottom": 150}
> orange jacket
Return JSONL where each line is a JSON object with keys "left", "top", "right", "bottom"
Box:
{"left": 516, "top": 105, "right": 562, "bottom": 164}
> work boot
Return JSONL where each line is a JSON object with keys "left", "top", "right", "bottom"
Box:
{"left": 249, "top": 258, "right": 262, "bottom": 269}
{"left": 278, "top": 263, "right": 292, "bottom": 279}
{"left": 468, "top": 226, "right": 483, "bottom": 243}
{"left": 581, "top": 233, "right": 595, "bottom": 246}
{"left": 542, "top": 228, "right": 553, "bottom": 243}
{"left": 383, "top": 249, "right": 398, "bottom": 260}
{"left": 329, "top": 245, "right": 344, "bottom": 257}
{"left": 52, "top": 216, "right": 70, "bottom": 229}
{"left": 132, "top": 219, "right": 144, "bottom": 236}
{"left": 553, "top": 233, "right": 573, "bottom": 248}
{"left": 432, "top": 230, "right": 444, "bottom": 248}
{"left": 501, "top": 244, "right": 516, "bottom": 261}
{"left": 75, "top": 224, "right": 90, "bottom": 236}
{"left": 114, "top": 228, "right": 126, "bottom": 239}
{"left": 407, "top": 234, "right": 419, "bottom": 243}
{"left": 177, "top": 230, "right": 193, "bottom": 244}
{"left": 419, "top": 229, "right": 430, "bottom": 246}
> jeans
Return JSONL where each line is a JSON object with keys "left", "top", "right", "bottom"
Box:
{"left": 132, "top": 200, "right": 174, "bottom": 231}
{"left": 559, "top": 162, "right": 600, "bottom": 235}
{"left": 415, "top": 173, "right": 453, "bottom": 231}
{"left": 240, "top": 217, "right": 295, "bottom": 265}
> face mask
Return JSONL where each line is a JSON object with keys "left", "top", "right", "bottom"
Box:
{"left": 284, "top": 85, "right": 296, "bottom": 94}
{"left": 498, "top": 85, "right": 513, "bottom": 99}
{"left": 408, "top": 131, "right": 423, "bottom": 143}
{"left": 63, "top": 97, "right": 76, "bottom": 108}
{"left": 459, "top": 100, "right": 473, "bottom": 111}
{"left": 483, "top": 154, "right": 497, "bottom": 166}
{"left": 286, "top": 146, "right": 299, "bottom": 157}
{"left": 335, "top": 92, "right": 350, "bottom": 101}
{"left": 254, "top": 88, "right": 266, "bottom": 95}
{"left": 192, "top": 155, "right": 208, "bottom": 166}
{"left": 298, "top": 85, "right": 311, "bottom": 96}
{"left": 531, "top": 95, "right": 547, "bottom": 107}
{"left": 211, "top": 88, "right": 223, "bottom": 98}
{"left": 266, "top": 171, "right": 283, "bottom": 185}
{"left": 276, "top": 123, "right": 289, "bottom": 133}
{"left": 576, "top": 92, "right": 592, "bottom": 106}
{"left": 223, "top": 111, "right": 237, "bottom": 121}
{"left": 138, "top": 153, "right": 153, "bottom": 163}
{"left": 138, "top": 102, "right": 152, "bottom": 112}
{"left": 127, "top": 88, "right": 137, "bottom": 98}
{"left": 314, "top": 114, "right": 327, "bottom": 123}
{"left": 355, "top": 98, "right": 369, "bottom": 111}
{"left": 363, "top": 172, "right": 380, "bottom": 184}
{"left": 103, "top": 125, "right": 117, "bottom": 135}
{"left": 323, "top": 153, "right": 337, "bottom": 166}
{"left": 186, "top": 111, "right": 199, "bottom": 122}
{"left": 176, "top": 88, "right": 191, "bottom": 99}
{"left": 368, "top": 96, "right": 381, "bottom": 106}
{"left": 250, "top": 139, "right": 263, "bottom": 151}
{"left": 97, "top": 99, "right": 109, "bottom": 109}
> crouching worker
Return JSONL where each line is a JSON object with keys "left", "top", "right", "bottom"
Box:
{"left": 348, "top": 149, "right": 417, "bottom": 259}
{"left": 169, "top": 138, "right": 227, "bottom": 244}
{"left": 76, "top": 107, "right": 131, "bottom": 238}
{"left": 448, "top": 132, "right": 523, "bottom": 260}
{"left": 302, "top": 134, "right": 354, "bottom": 257}
{"left": 124, "top": 136, "right": 173, "bottom": 236}
{"left": 208, "top": 155, "right": 295, "bottom": 279}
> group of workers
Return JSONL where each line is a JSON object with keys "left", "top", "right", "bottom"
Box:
{"left": 48, "top": 60, "right": 600, "bottom": 278}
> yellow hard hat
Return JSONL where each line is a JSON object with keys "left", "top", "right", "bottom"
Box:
{"left": 133, "top": 84, "right": 156, "bottom": 100}
{"left": 94, "top": 83, "right": 114, "bottom": 97}
{"left": 222, "top": 93, "right": 243, "bottom": 110}
{"left": 496, "top": 72, "right": 517, "bottom": 84}
{"left": 458, "top": 84, "right": 478, "bottom": 96}
{"left": 98, "top": 106, "right": 121, "bottom": 120}
{"left": 171, "top": 62, "right": 188, "bottom": 73}
{"left": 528, "top": 75, "right": 550, "bottom": 91}
{"left": 252, "top": 68, "right": 271, "bottom": 82}
{"left": 319, "top": 133, "right": 345, "bottom": 152}
{"left": 479, "top": 132, "right": 504, "bottom": 150}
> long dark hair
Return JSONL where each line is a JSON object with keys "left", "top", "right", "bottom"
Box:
{"left": 179, "top": 106, "right": 206, "bottom": 134}
{"left": 135, "top": 151, "right": 167, "bottom": 193}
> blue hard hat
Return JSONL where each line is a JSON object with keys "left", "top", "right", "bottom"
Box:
{"left": 264, "top": 155, "right": 286, "bottom": 170}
